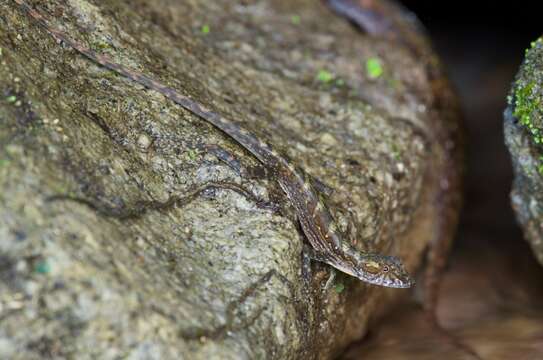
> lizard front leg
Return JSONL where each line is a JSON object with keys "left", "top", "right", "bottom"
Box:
{"left": 301, "top": 243, "right": 338, "bottom": 291}
{"left": 200, "top": 143, "right": 280, "bottom": 211}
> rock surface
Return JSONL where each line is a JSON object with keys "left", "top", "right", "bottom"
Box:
{"left": 341, "top": 240, "right": 543, "bottom": 360}
{"left": 505, "top": 36, "right": 543, "bottom": 267}
{"left": 0, "top": 0, "right": 461, "bottom": 359}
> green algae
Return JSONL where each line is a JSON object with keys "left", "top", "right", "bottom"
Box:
{"left": 513, "top": 81, "right": 541, "bottom": 143}
{"left": 366, "top": 57, "right": 383, "bottom": 79}
{"left": 34, "top": 259, "right": 51, "bottom": 274}
{"left": 290, "top": 15, "right": 301, "bottom": 25}
{"left": 316, "top": 69, "right": 334, "bottom": 83}
{"left": 334, "top": 282, "right": 345, "bottom": 294}
{"left": 186, "top": 149, "right": 198, "bottom": 161}
{"left": 0, "top": 158, "right": 10, "bottom": 167}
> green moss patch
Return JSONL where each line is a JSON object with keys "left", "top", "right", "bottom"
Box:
{"left": 511, "top": 37, "right": 543, "bottom": 174}
{"left": 513, "top": 81, "right": 541, "bottom": 144}
{"left": 365, "top": 57, "right": 383, "bottom": 79}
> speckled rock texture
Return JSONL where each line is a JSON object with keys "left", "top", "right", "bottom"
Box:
{"left": 505, "top": 37, "right": 543, "bottom": 267}
{"left": 0, "top": 0, "right": 462, "bottom": 359}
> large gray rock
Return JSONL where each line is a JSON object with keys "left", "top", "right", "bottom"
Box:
{"left": 0, "top": 0, "right": 462, "bottom": 358}
{"left": 505, "top": 37, "right": 543, "bottom": 267}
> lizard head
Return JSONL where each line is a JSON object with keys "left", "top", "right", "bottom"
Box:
{"left": 352, "top": 253, "right": 414, "bottom": 288}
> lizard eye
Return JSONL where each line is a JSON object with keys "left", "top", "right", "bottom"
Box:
{"left": 382, "top": 265, "right": 389, "bottom": 272}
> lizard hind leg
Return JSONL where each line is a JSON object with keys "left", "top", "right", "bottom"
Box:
{"left": 202, "top": 144, "right": 268, "bottom": 180}
{"left": 202, "top": 144, "right": 280, "bottom": 211}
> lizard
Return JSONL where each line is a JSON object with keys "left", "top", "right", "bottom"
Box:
{"left": 325, "top": 0, "right": 462, "bottom": 310}
{"left": 324, "top": 1, "right": 481, "bottom": 358}
{"left": 12, "top": 0, "right": 414, "bottom": 289}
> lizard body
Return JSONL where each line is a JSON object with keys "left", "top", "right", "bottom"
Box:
{"left": 324, "top": 1, "right": 481, "bottom": 359}
{"left": 13, "top": 0, "right": 413, "bottom": 288}
{"left": 325, "top": 0, "right": 462, "bottom": 303}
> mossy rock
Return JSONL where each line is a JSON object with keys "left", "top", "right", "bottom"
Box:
{"left": 506, "top": 36, "right": 543, "bottom": 267}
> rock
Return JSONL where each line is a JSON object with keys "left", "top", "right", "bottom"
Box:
{"left": 505, "top": 37, "right": 543, "bottom": 267}
{"left": 341, "top": 240, "right": 543, "bottom": 360}
{"left": 0, "top": 0, "right": 462, "bottom": 358}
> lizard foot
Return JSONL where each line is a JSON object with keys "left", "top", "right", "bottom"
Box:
{"left": 322, "top": 268, "right": 337, "bottom": 291}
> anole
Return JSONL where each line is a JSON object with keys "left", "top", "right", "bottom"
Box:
{"left": 325, "top": 0, "right": 462, "bottom": 307}
{"left": 13, "top": 0, "right": 413, "bottom": 288}
{"left": 325, "top": 1, "right": 481, "bottom": 358}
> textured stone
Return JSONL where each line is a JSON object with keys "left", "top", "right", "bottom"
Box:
{"left": 0, "top": 0, "right": 461, "bottom": 359}
{"left": 505, "top": 37, "right": 543, "bottom": 267}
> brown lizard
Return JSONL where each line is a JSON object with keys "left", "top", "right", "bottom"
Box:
{"left": 13, "top": 0, "right": 414, "bottom": 288}
{"left": 325, "top": 0, "right": 463, "bottom": 300}
{"left": 324, "top": 0, "right": 480, "bottom": 358}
